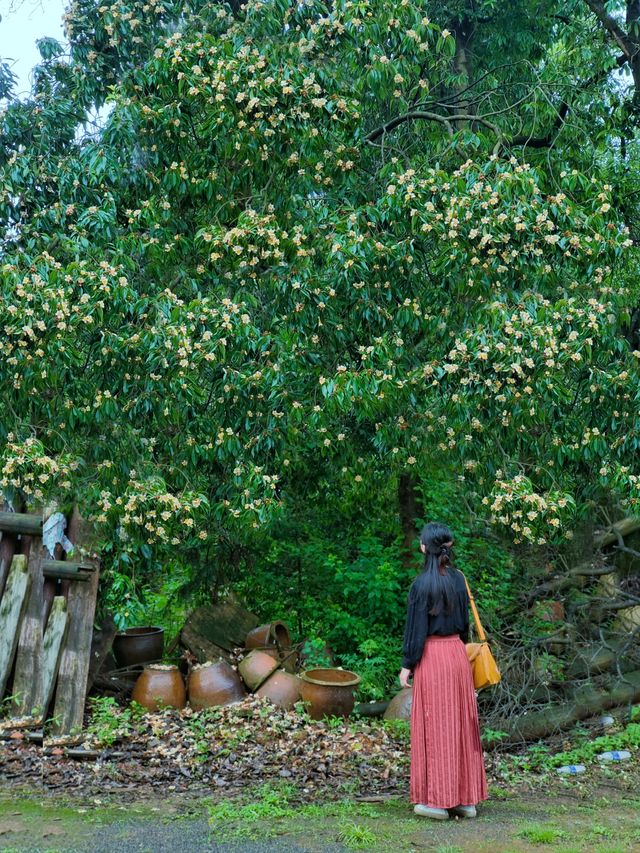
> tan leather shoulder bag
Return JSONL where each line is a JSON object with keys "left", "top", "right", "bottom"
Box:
{"left": 461, "top": 573, "right": 501, "bottom": 690}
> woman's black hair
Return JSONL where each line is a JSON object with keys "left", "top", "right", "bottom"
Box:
{"left": 413, "top": 521, "right": 456, "bottom": 616}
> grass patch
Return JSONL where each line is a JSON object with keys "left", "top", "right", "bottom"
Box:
{"left": 516, "top": 823, "right": 567, "bottom": 844}
{"left": 338, "top": 822, "right": 377, "bottom": 849}
{"left": 207, "top": 782, "right": 386, "bottom": 843}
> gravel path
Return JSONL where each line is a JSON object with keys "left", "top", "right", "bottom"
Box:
{"left": 15, "top": 819, "right": 347, "bottom": 853}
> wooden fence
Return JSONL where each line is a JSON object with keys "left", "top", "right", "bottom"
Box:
{"left": 0, "top": 506, "right": 99, "bottom": 737}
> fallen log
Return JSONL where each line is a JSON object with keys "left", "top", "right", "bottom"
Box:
{"left": 494, "top": 669, "right": 640, "bottom": 743}
{"left": 596, "top": 517, "right": 640, "bottom": 549}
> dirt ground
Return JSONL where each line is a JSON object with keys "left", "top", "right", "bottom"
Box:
{"left": 1, "top": 779, "right": 639, "bottom": 853}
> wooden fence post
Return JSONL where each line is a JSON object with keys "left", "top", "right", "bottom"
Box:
{"left": 42, "top": 596, "right": 69, "bottom": 714}
{"left": 51, "top": 507, "right": 100, "bottom": 736}
{"left": 0, "top": 556, "right": 31, "bottom": 700}
{"left": 11, "top": 537, "right": 45, "bottom": 718}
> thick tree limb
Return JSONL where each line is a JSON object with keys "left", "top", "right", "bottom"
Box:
{"left": 365, "top": 110, "right": 503, "bottom": 150}
{"left": 510, "top": 101, "right": 570, "bottom": 149}
{"left": 583, "top": 0, "right": 636, "bottom": 59}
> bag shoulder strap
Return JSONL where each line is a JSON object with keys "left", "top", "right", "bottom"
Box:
{"left": 460, "top": 571, "right": 487, "bottom": 643}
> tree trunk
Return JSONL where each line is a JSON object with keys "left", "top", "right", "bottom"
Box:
{"left": 398, "top": 473, "right": 421, "bottom": 568}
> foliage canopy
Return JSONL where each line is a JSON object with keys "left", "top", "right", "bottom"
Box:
{"left": 1, "top": 0, "right": 639, "bottom": 574}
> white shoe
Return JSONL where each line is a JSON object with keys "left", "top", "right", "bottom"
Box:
{"left": 452, "top": 804, "right": 477, "bottom": 818}
{"left": 414, "top": 804, "right": 449, "bottom": 820}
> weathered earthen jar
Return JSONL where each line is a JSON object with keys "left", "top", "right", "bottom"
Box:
{"left": 256, "top": 671, "right": 302, "bottom": 710}
{"left": 238, "top": 649, "right": 279, "bottom": 691}
{"left": 383, "top": 687, "right": 413, "bottom": 721}
{"left": 188, "top": 660, "right": 246, "bottom": 709}
{"left": 131, "top": 665, "right": 186, "bottom": 712}
{"left": 252, "top": 646, "right": 298, "bottom": 673}
{"left": 299, "top": 668, "right": 361, "bottom": 720}
{"left": 245, "top": 621, "right": 291, "bottom": 650}
{"left": 113, "top": 626, "right": 164, "bottom": 668}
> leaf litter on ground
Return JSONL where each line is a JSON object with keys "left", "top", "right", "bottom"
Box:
{"left": 29, "top": 697, "right": 410, "bottom": 799}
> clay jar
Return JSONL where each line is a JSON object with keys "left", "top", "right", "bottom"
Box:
{"left": 245, "top": 621, "right": 291, "bottom": 650}
{"left": 113, "top": 626, "right": 164, "bottom": 668}
{"left": 256, "top": 671, "right": 302, "bottom": 710}
{"left": 253, "top": 646, "right": 298, "bottom": 674}
{"left": 131, "top": 665, "right": 186, "bottom": 712}
{"left": 299, "top": 668, "right": 361, "bottom": 720}
{"left": 383, "top": 687, "right": 413, "bottom": 721}
{"left": 188, "top": 660, "right": 246, "bottom": 709}
{"left": 238, "top": 649, "right": 279, "bottom": 691}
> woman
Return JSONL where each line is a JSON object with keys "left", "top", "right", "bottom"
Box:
{"left": 399, "top": 521, "right": 488, "bottom": 820}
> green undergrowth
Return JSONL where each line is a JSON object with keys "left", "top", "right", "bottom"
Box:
{"left": 506, "top": 717, "right": 640, "bottom": 775}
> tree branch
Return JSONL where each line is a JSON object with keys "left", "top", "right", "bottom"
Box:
{"left": 583, "top": 0, "right": 636, "bottom": 59}
{"left": 364, "top": 110, "right": 503, "bottom": 151}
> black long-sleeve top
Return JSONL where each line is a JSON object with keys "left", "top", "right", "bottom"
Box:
{"left": 401, "top": 567, "right": 470, "bottom": 670}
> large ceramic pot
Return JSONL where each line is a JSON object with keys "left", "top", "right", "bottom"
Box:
{"left": 188, "top": 660, "right": 246, "bottom": 709}
{"left": 299, "top": 668, "right": 361, "bottom": 720}
{"left": 238, "top": 649, "right": 279, "bottom": 691}
{"left": 383, "top": 687, "right": 413, "bottom": 721}
{"left": 256, "top": 671, "right": 302, "bottom": 710}
{"left": 252, "top": 646, "right": 298, "bottom": 673}
{"left": 245, "top": 621, "right": 291, "bottom": 650}
{"left": 113, "top": 626, "right": 164, "bottom": 668}
{"left": 131, "top": 665, "right": 186, "bottom": 712}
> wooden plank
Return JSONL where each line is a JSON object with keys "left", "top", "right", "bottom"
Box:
{"left": 42, "top": 597, "right": 69, "bottom": 713}
{"left": 0, "top": 530, "right": 17, "bottom": 602}
{"left": 11, "top": 540, "right": 45, "bottom": 717}
{"left": 51, "top": 507, "right": 100, "bottom": 736}
{"left": 0, "top": 512, "right": 42, "bottom": 536}
{"left": 86, "top": 614, "right": 117, "bottom": 695}
{"left": 0, "top": 556, "right": 31, "bottom": 700}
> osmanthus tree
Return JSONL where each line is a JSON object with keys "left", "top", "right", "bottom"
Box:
{"left": 0, "top": 0, "right": 639, "bottom": 570}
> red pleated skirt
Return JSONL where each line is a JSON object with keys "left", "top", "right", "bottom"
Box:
{"left": 410, "top": 635, "right": 488, "bottom": 809}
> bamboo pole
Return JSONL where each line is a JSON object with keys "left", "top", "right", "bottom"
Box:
{"left": 42, "top": 567, "right": 90, "bottom": 582}
{"left": 42, "top": 560, "right": 96, "bottom": 573}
